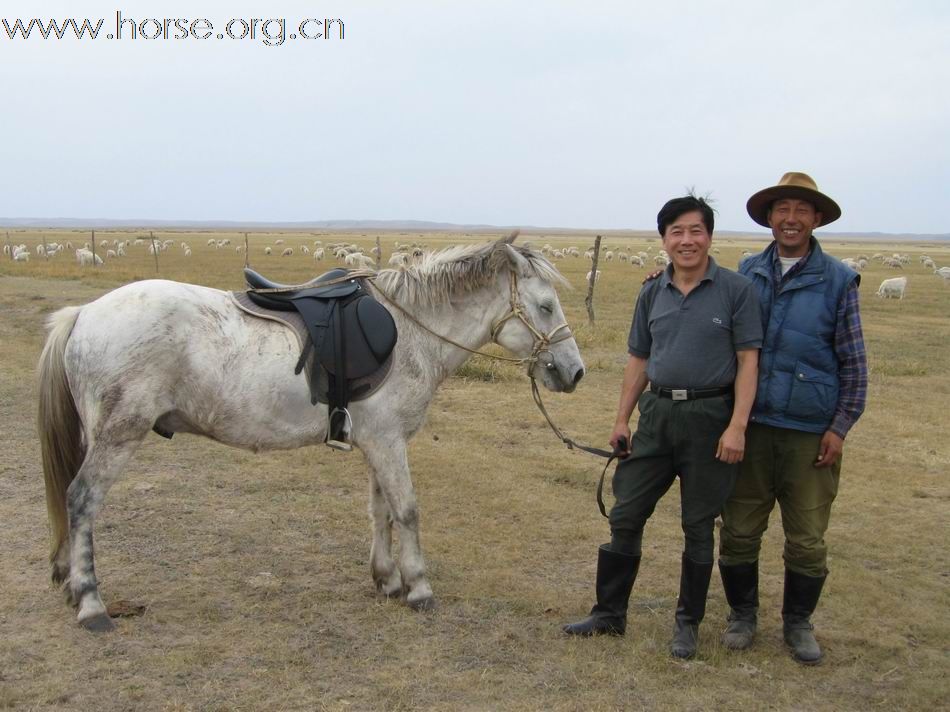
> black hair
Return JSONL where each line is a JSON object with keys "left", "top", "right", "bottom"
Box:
{"left": 657, "top": 194, "right": 715, "bottom": 236}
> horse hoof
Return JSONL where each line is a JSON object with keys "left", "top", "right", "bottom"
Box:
{"left": 80, "top": 614, "right": 116, "bottom": 633}
{"left": 408, "top": 596, "right": 437, "bottom": 612}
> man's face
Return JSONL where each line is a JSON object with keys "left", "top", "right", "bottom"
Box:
{"left": 768, "top": 198, "right": 822, "bottom": 257}
{"left": 662, "top": 210, "right": 711, "bottom": 272}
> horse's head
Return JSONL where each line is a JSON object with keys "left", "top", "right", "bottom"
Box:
{"left": 490, "top": 240, "right": 586, "bottom": 393}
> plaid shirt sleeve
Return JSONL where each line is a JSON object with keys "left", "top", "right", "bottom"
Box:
{"left": 830, "top": 281, "right": 868, "bottom": 438}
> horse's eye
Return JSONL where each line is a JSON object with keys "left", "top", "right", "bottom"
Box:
{"left": 539, "top": 303, "right": 553, "bottom": 315}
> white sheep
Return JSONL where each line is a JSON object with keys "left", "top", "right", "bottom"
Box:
{"left": 281, "top": 248, "right": 294, "bottom": 257}
{"left": 264, "top": 247, "right": 272, "bottom": 255}
{"left": 75, "top": 248, "right": 102, "bottom": 266}
{"left": 349, "top": 254, "right": 376, "bottom": 270}
{"left": 876, "top": 276, "right": 907, "bottom": 299}
{"left": 313, "top": 248, "right": 325, "bottom": 261}
{"left": 586, "top": 269, "right": 602, "bottom": 282}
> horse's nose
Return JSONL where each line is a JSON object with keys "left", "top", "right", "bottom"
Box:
{"left": 572, "top": 367, "right": 585, "bottom": 386}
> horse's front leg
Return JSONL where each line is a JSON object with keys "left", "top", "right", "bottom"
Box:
{"left": 367, "top": 472, "right": 402, "bottom": 597}
{"left": 361, "top": 441, "right": 434, "bottom": 610}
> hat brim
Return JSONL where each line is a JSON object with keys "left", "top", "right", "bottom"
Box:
{"left": 746, "top": 186, "right": 841, "bottom": 228}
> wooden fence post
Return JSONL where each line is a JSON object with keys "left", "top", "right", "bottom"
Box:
{"left": 150, "top": 231, "right": 159, "bottom": 273}
{"left": 42, "top": 233, "right": 49, "bottom": 261}
{"left": 244, "top": 232, "right": 249, "bottom": 268}
{"left": 4, "top": 232, "right": 10, "bottom": 261}
{"left": 375, "top": 236, "right": 382, "bottom": 270}
{"left": 585, "top": 235, "right": 602, "bottom": 324}
{"left": 91, "top": 230, "right": 98, "bottom": 268}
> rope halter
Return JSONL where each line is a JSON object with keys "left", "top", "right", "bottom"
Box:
{"left": 489, "top": 269, "right": 574, "bottom": 375}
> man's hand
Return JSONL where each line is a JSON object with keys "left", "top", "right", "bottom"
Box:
{"left": 610, "top": 425, "right": 632, "bottom": 457}
{"left": 815, "top": 431, "right": 844, "bottom": 468}
{"left": 716, "top": 423, "right": 746, "bottom": 464}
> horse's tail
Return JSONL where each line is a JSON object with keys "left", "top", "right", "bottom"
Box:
{"left": 37, "top": 305, "right": 85, "bottom": 578}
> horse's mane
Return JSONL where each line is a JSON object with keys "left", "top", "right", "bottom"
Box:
{"left": 372, "top": 241, "right": 567, "bottom": 307}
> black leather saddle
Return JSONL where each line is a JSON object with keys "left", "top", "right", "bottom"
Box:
{"left": 244, "top": 267, "right": 362, "bottom": 305}
{"left": 245, "top": 267, "right": 397, "bottom": 448}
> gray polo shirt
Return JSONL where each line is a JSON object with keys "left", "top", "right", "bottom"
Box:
{"left": 627, "top": 257, "right": 762, "bottom": 388}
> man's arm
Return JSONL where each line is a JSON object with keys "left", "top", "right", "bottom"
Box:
{"left": 716, "top": 348, "right": 758, "bottom": 464}
{"left": 817, "top": 282, "right": 868, "bottom": 467}
{"left": 610, "top": 354, "right": 649, "bottom": 456}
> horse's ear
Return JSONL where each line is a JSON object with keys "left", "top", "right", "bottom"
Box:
{"left": 502, "top": 230, "right": 519, "bottom": 245}
{"left": 502, "top": 242, "right": 531, "bottom": 275}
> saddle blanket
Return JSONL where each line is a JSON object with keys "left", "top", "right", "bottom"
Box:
{"left": 230, "top": 291, "right": 394, "bottom": 405}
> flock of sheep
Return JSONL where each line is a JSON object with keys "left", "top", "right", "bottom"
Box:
{"left": 4, "top": 237, "right": 949, "bottom": 301}
{"left": 834, "top": 252, "right": 950, "bottom": 300}
{"left": 531, "top": 242, "right": 676, "bottom": 283}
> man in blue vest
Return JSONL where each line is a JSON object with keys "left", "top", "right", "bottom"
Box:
{"left": 718, "top": 173, "right": 868, "bottom": 664}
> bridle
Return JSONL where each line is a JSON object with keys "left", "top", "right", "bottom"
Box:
{"left": 489, "top": 269, "right": 574, "bottom": 373}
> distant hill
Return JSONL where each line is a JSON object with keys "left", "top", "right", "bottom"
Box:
{"left": 0, "top": 217, "right": 946, "bottom": 241}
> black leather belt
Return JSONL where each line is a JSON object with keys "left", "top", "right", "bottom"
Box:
{"left": 650, "top": 384, "right": 733, "bottom": 401}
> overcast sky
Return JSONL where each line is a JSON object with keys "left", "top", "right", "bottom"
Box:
{"left": 1, "top": 1, "right": 947, "bottom": 233}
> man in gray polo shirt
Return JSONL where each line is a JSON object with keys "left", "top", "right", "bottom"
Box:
{"left": 564, "top": 195, "right": 762, "bottom": 660}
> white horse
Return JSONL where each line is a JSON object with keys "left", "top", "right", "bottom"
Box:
{"left": 38, "top": 236, "right": 585, "bottom": 631}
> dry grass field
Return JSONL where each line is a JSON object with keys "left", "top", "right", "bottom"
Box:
{"left": 1, "top": 229, "right": 948, "bottom": 711}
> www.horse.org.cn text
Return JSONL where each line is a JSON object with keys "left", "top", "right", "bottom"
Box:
{"left": 2, "top": 12, "right": 345, "bottom": 47}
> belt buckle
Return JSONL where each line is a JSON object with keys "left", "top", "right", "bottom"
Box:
{"left": 671, "top": 389, "right": 688, "bottom": 401}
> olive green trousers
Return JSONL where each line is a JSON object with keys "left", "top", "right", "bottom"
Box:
{"left": 719, "top": 423, "right": 841, "bottom": 578}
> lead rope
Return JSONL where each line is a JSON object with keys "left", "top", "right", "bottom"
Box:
{"left": 530, "top": 377, "right": 622, "bottom": 517}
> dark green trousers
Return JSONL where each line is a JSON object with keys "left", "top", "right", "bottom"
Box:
{"left": 719, "top": 423, "right": 841, "bottom": 578}
{"left": 609, "top": 391, "right": 738, "bottom": 564}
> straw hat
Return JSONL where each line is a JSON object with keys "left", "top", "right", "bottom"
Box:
{"left": 746, "top": 172, "right": 841, "bottom": 227}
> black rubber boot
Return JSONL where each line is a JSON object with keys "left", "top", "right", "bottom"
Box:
{"left": 782, "top": 568, "right": 827, "bottom": 665}
{"left": 670, "top": 555, "right": 714, "bottom": 659}
{"left": 563, "top": 545, "right": 640, "bottom": 637}
{"left": 719, "top": 560, "right": 759, "bottom": 650}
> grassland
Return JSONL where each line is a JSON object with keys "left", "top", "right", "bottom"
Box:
{"left": 1, "top": 228, "right": 948, "bottom": 711}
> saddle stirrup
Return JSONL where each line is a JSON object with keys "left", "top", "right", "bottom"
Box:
{"left": 326, "top": 407, "right": 353, "bottom": 452}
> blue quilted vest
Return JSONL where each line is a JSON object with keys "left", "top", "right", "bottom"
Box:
{"left": 739, "top": 239, "right": 859, "bottom": 434}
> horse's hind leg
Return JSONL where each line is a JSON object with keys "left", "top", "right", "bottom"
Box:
{"left": 362, "top": 442, "right": 434, "bottom": 610}
{"left": 66, "top": 435, "right": 144, "bottom": 632}
{"left": 368, "top": 474, "right": 402, "bottom": 597}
